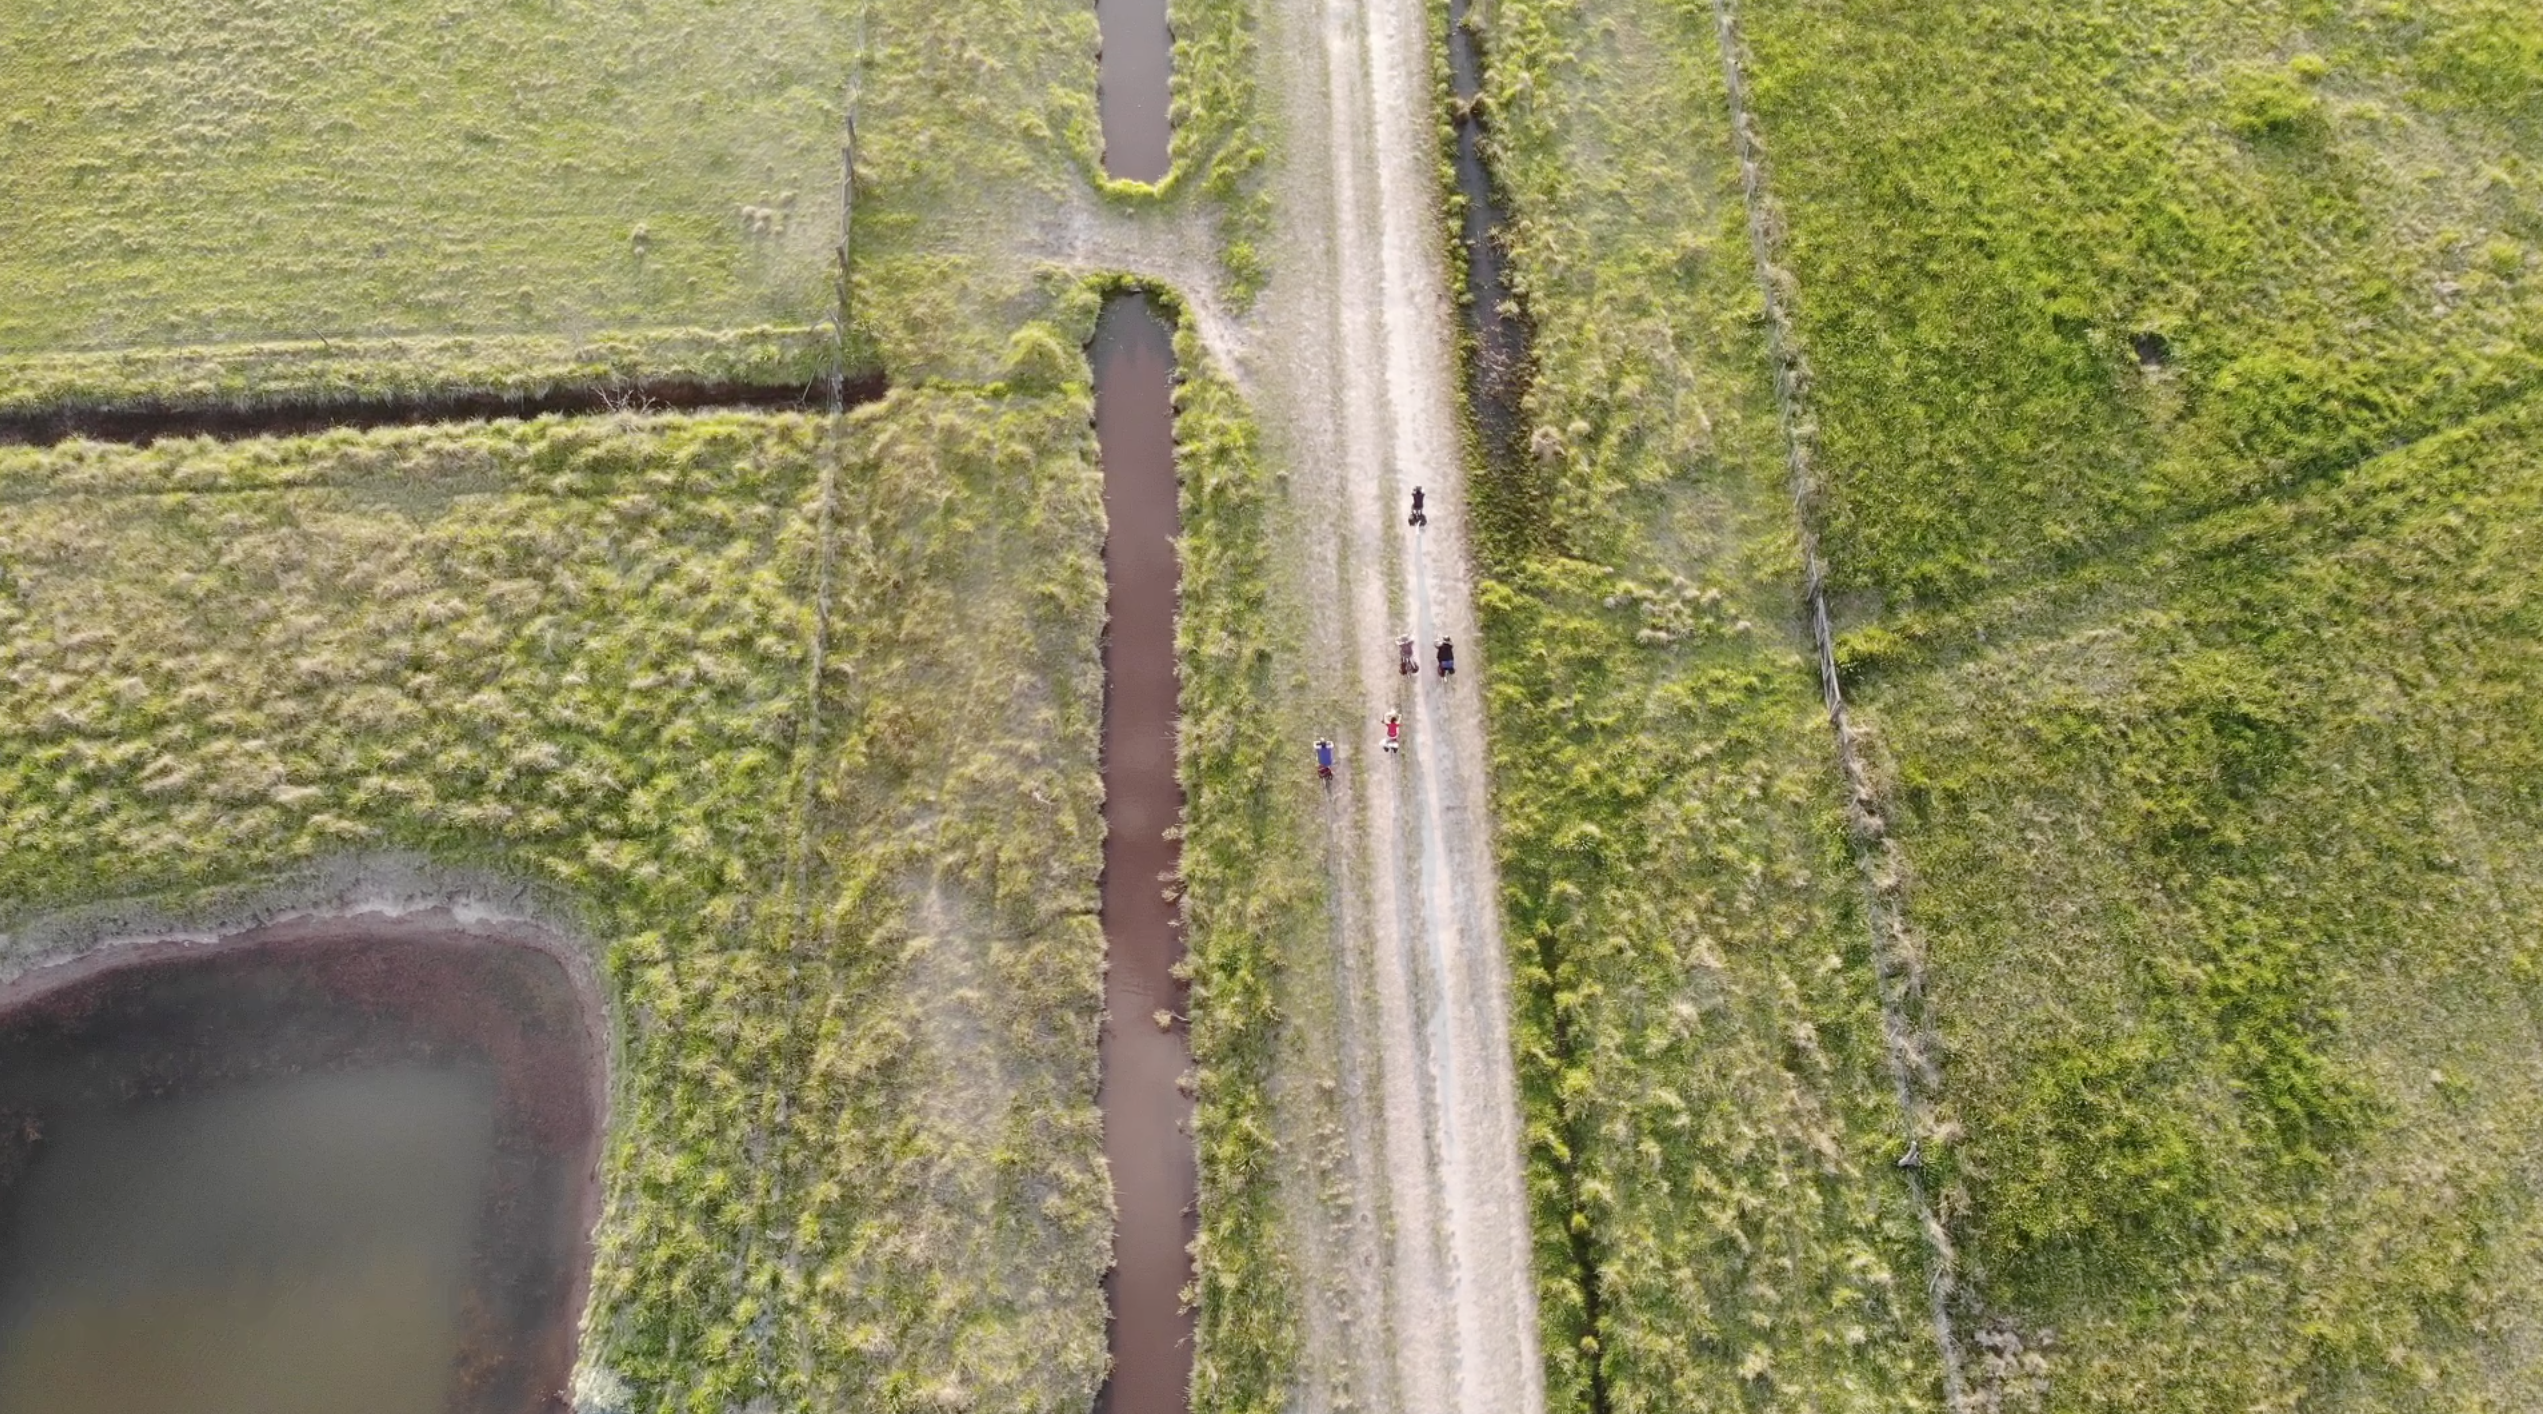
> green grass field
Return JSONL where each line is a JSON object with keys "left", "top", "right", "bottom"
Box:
{"left": 0, "top": 0, "right": 860, "bottom": 355}
{"left": 1472, "top": 0, "right": 1943, "bottom": 1407}
{"left": 1472, "top": 0, "right": 2543, "bottom": 1405}
{"left": 0, "top": 398, "right": 1116, "bottom": 1414}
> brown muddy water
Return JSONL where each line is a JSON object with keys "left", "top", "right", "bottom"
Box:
{"left": 0, "top": 915, "right": 604, "bottom": 1414}
{"left": 1096, "top": 0, "right": 1172, "bottom": 181}
{"left": 1092, "top": 293, "right": 1195, "bottom": 1414}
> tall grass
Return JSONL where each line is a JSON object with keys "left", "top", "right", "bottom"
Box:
{"left": 0, "top": 401, "right": 1116, "bottom": 1414}
{"left": 1467, "top": 0, "right": 1947, "bottom": 1407}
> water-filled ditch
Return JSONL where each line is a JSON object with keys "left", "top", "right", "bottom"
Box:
{"left": 1091, "top": 293, "right": 1194, "bottom": 1414}
{"left": 1096, "top": 0, "right": 1172, "bottom": 183}
{"left": 0, "top": 914, "right": 604, "bottom": 1414}
{"left": 0, "top": 372, "right": 888, "bottom": 448}
{"left": 1450, "top": 0, "right": 1530, "bottom": 471}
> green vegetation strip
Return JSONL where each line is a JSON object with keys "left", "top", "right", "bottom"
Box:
{"left": 0, "top": 400, "right": 1114, "bottom": 1413}
{"left": 1163, "top": 298, "right": 1311, "bottom": 1414}
{"left": 1163, "top": 0, "right": 1273, "bottom": 298}
{"left": 0, "top": 328, "right": 837, "bottom": 422}
{"left": 1468, "top": 0, "right": 1948, "bottom": 1407}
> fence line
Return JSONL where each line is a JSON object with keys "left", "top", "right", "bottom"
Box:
{"left": 1703, "top": 1, "right": 1970, "bottom": 1405}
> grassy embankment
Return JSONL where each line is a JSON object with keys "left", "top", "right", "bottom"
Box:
{"left": 1466, "top": 0, "right": 1948, "bottom": 1408}
{"left": 0, "top": 401, "right": 1114, "bottom": 1413}
{"left": 1161, "top": 295, "right": 1316, "bottom": 1414}
{"left": 1721, "top": 0, "right": 2543, "bottom": 1404}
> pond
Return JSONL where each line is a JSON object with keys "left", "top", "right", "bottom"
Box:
{"left": 0, "top": 914, "right": 604, "bottom": 1414}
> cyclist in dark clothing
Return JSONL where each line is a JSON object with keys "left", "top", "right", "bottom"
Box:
{"left": 1409, "top": 486, "right": 1427, "bottom": 527}
{"left": 1436, "top": 637, "right": 1455, "bottom": 677}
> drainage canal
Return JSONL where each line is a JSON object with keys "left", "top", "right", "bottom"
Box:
{"left": 1096, "top": 0, "right": 1172, "bottom": 182}
{"left": 1448, "top": 0, "right": 1544, "bottom": 561}
{"left": 0, "top": 913, "right": 604, "bottom": 1414}
{"left": 0, "top": 373, "right": 888, "bottom": 449}
{"left": 1092, "top": 292, "right": 1193, "bottom": 1414}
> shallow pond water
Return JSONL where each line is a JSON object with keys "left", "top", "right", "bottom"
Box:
{"left": 0, "top": 917, "right": 602, "bottom": 1414}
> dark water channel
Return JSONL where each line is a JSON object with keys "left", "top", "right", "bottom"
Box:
{"left": 0, "top": 374, "right": 889, "bottom": 449}
{"left": 1096, "top": 0, "right": 1172, "bottom": 181}
{"left": 1449, "top": 0, "right": 1531, "bottom": 471}
{"left": 0, "top": 917, "right": 603, "bottom": 1414}
{"left": 1092, "top": 295, "right": 1195, "bottom": 1414}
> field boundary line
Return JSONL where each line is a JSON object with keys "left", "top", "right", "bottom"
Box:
{"left": 1703, "top": 0, "right": 1970, "bottom": 1405}
{"left": 786, "top": 79, "right": 864, "bottom": 954}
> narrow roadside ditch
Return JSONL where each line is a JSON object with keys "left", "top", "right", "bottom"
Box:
{"left": 1090, "top": 291, "right": 1195, "bottom": 1414}
{"left": 1445, "top": 5, "right": 1609, "bottom": 1412}
{"left": 0, "top": 372, "right": 889, "bottom": 448}
{"left": 1448, "top": 0, "right": 1531, "bottom": 482}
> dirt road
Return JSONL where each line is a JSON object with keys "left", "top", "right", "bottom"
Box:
{"left": 1244, "top": 0, "right": 1546, "bottom": 1409}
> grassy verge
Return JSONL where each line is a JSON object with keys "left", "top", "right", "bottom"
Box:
{"left": 0, "top": 398, "right": 1114, "bottom": 1414}
{"left": 1722, "top": 0, "right": 2543, "bottom": 1403}
{"left": 1166, "top": 296, "right": 1312, "bottom": 1414}
{"left": 0, "top": 328, "right": 835, "bottom": 422}
{"left": 1165, "top": 0, "right": 1274, "bottom": 298}
{"left": 1469, "top": 0, "right": 1946, "bottom": 1407}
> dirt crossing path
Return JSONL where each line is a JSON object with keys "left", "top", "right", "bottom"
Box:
{"left": 1246, "top": 0, "right": 1545, "bottom": 1409}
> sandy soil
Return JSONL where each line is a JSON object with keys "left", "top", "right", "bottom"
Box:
{"left": 1237, "top": 0, "right": 1545, "bottom": 1409}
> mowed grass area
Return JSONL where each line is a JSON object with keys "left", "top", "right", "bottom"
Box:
{"left": 1472, "top": 0, "right": 1944, "bottom": 1408}
{"left": 1721, "top": 0, "right": 2543, "bottom": 1404}
{"left": 0, "top": 0, "right": 1163, "bottom": 402}
{"left": 0, "top": 399, "right": 1115, "bottom": 1414}
{"left": 0, "top": 0, "right": 858, "bottom": 355}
